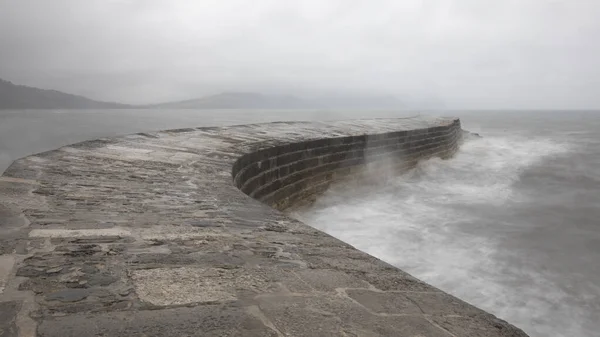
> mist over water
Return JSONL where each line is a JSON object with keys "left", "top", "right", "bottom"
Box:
{"left": 293, "top": 111, "right": 600, "bottom": 337}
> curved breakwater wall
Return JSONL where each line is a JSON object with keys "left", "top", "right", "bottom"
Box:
{"left": 233, "top": 120, "right": 461, "bottom": 210}
{"left": 0, "top": 117, "right": 528, "bottom": 336}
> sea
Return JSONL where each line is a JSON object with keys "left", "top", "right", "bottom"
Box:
{"left": 1, "top": 109, "right": 599, "bottom": 337}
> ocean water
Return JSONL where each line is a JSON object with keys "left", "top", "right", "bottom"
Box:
{"left": 1, "top": 109, "right": 599, "bottom": 336}
{"left": 293, "top": 110, "right": 600, "bottom": 337}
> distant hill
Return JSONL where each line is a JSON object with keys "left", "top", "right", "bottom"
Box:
{"left": 0, "top": 78, "right": 131, "bottom": 109}
{"left": 147, "top": 92, "right": 405, "bottom": 109}
{"left": 146, "top": 92, "right": 312, "bottom": 109}
{"left": 1, "top": 78, "right": 438, "bottom": 110}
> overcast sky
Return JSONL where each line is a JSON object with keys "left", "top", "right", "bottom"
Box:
{"left": 0, "top": 0, "right": 598, "bottom": 108}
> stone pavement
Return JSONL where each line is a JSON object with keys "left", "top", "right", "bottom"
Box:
{"left": 0, "top": 117, "right": 528, "bottom": 336}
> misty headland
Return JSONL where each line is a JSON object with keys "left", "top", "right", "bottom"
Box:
{"left": 0, "top": 77, "right": 444, "bottom": 110}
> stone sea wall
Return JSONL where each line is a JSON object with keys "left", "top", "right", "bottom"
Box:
{"left": 0, "top": 117, "right": 528, "bottom": 336}
{"left": 233, "top": 119, "right": 461, "bottom": 210}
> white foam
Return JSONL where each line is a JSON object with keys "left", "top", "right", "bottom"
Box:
{"left": 293, "top": 134, "right": 581, "bottom": 337}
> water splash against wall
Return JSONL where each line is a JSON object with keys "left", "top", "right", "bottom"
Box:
{"left": 293, "top": 134, "right": 599, "bottom": 337}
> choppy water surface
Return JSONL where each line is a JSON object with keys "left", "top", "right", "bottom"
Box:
{"left": 294, "top": 111, "right": 600, "bottom": 337}
{"left": 1, "top": 109, "right": 599, "bottom": 336}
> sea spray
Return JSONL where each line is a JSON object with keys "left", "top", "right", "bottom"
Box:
{"left": 292, "top": 134, "right": 574, "bottom": 337}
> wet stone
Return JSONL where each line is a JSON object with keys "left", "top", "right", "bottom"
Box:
{"left": 45, "top": 267, "right": 63, "bottom": 274}
{"left": 14, "top": 241, "right": 28, "bottom": 255}
{"left": 346, "top": 289, "right": 422, "bottom": 315}
{"left": 36, "top": 304, "right": 278, "bottom": 337}
{"left": 405, "top": 291, "right": 487, "bottom": 316}
{"left": 187, "top": 220, "right": 221, "bottom": 227}
{"left": 358, "top": 272, "right": 437, "bottom": 292}
{"left": 264, "top": 224, "right": 287, "bottom": 232}
{"left": 80, "top": 264, "right": 99, "bottom": 274}
{"left": 45, "top": 289, "right": 90, "bottom": 302}
{"left": 86, "top": 273, "right": 118, "bottom": 287}
{"left": 431, "top": 314, "right": 526, "bottom": 337}
{"left": 66, "top": 236, "right": 125, "bottom": 244}
{"left": 55, "top": 244, "right": 102, "bottom": 257}
{"left": 0, "top": 240, "right": 18, "bottom": 255}
{"left": 290, "top": 269, "right": 371, "bottom": 293}
{"left": 118, "top": 288, "right": 133, "bottom": 297}
{"left": 16, "top": 266, "right": 46, "bottom": 277}
{"left": 0, "top": 301, "right": 19, "bottom": 337}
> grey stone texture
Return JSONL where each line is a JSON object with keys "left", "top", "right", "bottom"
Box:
{"left": 0, "top": 117, "right": 528, "bottom": 336}
{"left": 0, "top": 301, "right": 19, "bottom": 337}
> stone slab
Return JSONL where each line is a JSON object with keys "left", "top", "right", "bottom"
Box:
{"left": 0, "top": 301, "right": 19, "bottom": 337}
{"left": 130, "top": 267, "right": 237, "bottom": 306}
{"left": 0, "top": 256, "right": 14, "bottom": 294}
{"left": 37, "top": 304, "right": 278, "bottom": 337}
{"left": 29, "top": 228, "right": 131, "bottom": 238}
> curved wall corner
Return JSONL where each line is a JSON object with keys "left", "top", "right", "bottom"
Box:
{"left": 232, "top": 119, "right": 462, "bottom": 210}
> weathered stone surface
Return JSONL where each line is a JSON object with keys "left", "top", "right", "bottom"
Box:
{"left": 289, "top": 269, "right": 371, "bottom": 293}
{"left": 0, "top": 301, "right": 19, "bottom": 337}
{"left": 45, "top": 289, "right": 90, "bottom": 303}
{"left": 431, "top": 314, "right": 527, "bottom": 337}
{"left": 130, "top": 267, "right": 238, "bottom": 306}
{"left": 346, "top": 289, "right": 424, "bottom": 315}
{"left": 37, "top": 304, "right": 279, "bottom": 337}
{"left": 255, "top": 293, "right": 453, "bottom": 337}
{"left": 29, "top": 228, "right": 131, "bottom": 238}
{"left": 0, "top": 256, "right": 15, "bottom": 295}
{"left": 0, "top": 117, "right": 528, "bottom": 336}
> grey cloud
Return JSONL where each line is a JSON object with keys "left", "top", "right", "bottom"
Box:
{"left": 0, "top": 0, "right": 599, "bottom": 108}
